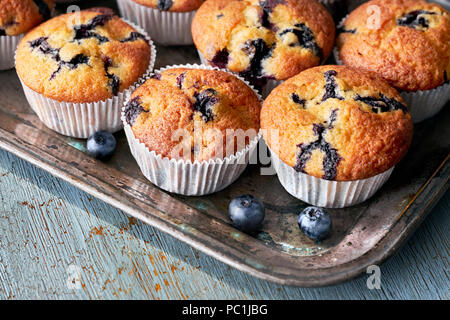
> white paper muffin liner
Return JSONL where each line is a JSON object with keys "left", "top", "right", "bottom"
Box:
{"left": 400, "top": 83, "right": 450, "bottom": 123}
{"left": 197, "top": 49, "right": 283, "bottom": 98}
{"left": 270, "top": 149, "right": 394, "bottom": 208}
{"left": 117, "top": 0, "right": 196, "bottom": 45}
{"left": 334, "top": 46, "right": 450, "bottom": 123}
{"left": 16, "top": 20, "right": 156, "bottom": 139}
{"left": 0, "top": 34, "right": 24, "bottom": 70}
{"left": 334, "top": 14, "right": 450, "bottom": 123}
{"left": 122, "top": 64, "right": 262, "bottom": 196}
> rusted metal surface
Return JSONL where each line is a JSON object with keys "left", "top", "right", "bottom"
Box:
{"left": 1, "top": 147, "right": 447, "bottom": 299}
{"left": 0, "top": 0, "right": 448, "bottom": 287}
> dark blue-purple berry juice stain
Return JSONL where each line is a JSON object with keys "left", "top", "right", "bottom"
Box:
{"left": 291, "top": 93, "right": 306, "bottom": 107}
{"left": 120, "top": 32, "right": 147, "bottom": 43}
{"left": 354, "top": 94, "right": 407, "bottom": 114}
{"left": 259, "top": 0, "right": 286, "bottom": 30}
{"left": 298, "top": 207, "right": 332, "bottom": 241}
{"left": 239, "top": 39, "right": 275, "bottom": 92}
{"left": 241, "top": 39, "right": 273, "bottom": 77}
{"left": 87, "top": 131, "right": 117, "bottom": 161}
{"left": 103, "top": 55, "right": 120, "bottom": 96}
{"left": 322, "top": 70, "right": 344, "bottom": 102}
{"left": 73, "top": 14, "right": 113, "bottom": 44}
{"left": 176, "top": 72, "right": 186, "bottom": 89}
{"left": 150, "top": 73, "right": 162, "bottom": 80}
{"left": 210, "top": 49, "right": 229, "bottom": 69}
{"left": 259, "top": 0, "right": 286, "bottom": 12}
{"left": 294, "top": 109, "right": 342, "bottom": 181}
{"left": 279, "top": 23, "right": 322, "bottom": 60}
{"left": 124, "top": 96, "right": 146, "bottom": 126}
{"left": 337, "top": 27, "right": 357, "bottom": 35}
{"left": 193, "top": 88, "right": 219, "bottom": 122}
{"left": 29, "top": 37, "right": 90, "bottom": 80}
{"left": 229, "top": 195, "right": 265, "bottom": 233}
{"left": 397, "top": 10, "right": 438, "bottom": 30}
{"left": 28, "top": 14, "right": 148, "bottom": 95}
{"left": 157, "top": 0, "right": 173, "bottom": 11}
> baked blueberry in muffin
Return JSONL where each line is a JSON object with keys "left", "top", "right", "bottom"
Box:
{"left": 337, "top": 0, "right": 450, "bottom": 92}
{"left": 15, "top": 8, "right": 152, "bottom": 103}
{"left": 0, "top": 0, "right": 55, "bottom": 70}
{"left": 124, "top": 68, "right": 261, "bottom": 162}
{"left": 0, "top": 0, "right": 54, "bottom": 36}
{"left": 192, "top": 0, "right": 335, "bottom": 91}
{"left": 261, "top": 65, "right": 413, "bottom": 181}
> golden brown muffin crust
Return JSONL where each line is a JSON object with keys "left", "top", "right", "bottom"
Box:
{"left": 192, "top": 0, "right": 335, "bottom": 83}
{"left": 0, "top": 0, "right": 54, "bottom": 36}
{"left": 15, "top": 9, "right": 151, "bottom": 103}
{"left": 261, "top": 65, "right": 413, "bottom": 181}
{"left": 125, "top": 68, "right": 261, "bottom": 162}
{"left": 132, "top": 0, "right": 204, "bottom": 12}
{"left": 337, "top": 0, "right": 450, "bottom": 91}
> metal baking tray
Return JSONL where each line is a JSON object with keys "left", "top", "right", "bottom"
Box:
{"left": 0, "top": 0, "right": 448, "bottom": 287}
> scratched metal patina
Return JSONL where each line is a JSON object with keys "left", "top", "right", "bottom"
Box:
{"left": 0, "top": 2, "right": 448, "bottom": 286}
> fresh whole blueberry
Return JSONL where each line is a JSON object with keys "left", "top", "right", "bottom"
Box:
{"left": 229, "top": 195, "right": 265, "bottom": 233}
{"left": 87, "top": 131, "right": 117, "bottom": 161}
{"left": 298, "top": 207, "right": 332, "bottom": 241}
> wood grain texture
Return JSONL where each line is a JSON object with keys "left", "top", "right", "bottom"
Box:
{"left": 0, "top": 149, "right": 448, "bottom": 300}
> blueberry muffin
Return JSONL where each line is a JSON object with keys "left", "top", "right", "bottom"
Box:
{"left": 261, "top": 65, "right": 413, "bottom": 181}
{"left": 0, "top": 0, "right": 54, "bottom": 36}
{"left": 192, "top": 0, "right": 335, "bottom": 91}
{"left": 131, "top": 0, "right": 204, "bottom": 12}
{"left": 117, "top": 0, "right": 204, "bottom": 45}
{"left": 337, "top": 0, "right": 450, "bottom": 92}
{"left": 0, "top": 0, "right": 54, "bottom": 70}
{"left": 15, "top": 8, "right": 152, "bottom": 103}
{"left": 124, "top": 67, "right": 261, "bottom": 162}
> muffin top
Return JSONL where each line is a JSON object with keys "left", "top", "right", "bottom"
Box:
{"left": 15, "top": 8, "right": 152, "bottom": 103}
{"left": 192, "top": 0, "right": 335, "bottom": 87}
{"left": 124, "top": 68, "right": 261, "bottom": 162}
{"left": 337, "top": 0, "right": 450, "bottom": 92}
{"left": 131, "top": 0, "right": 204, "bottom": 12}
{"left": 261, "top": 65, "right": 413, "bottom": 181}
{"left": 0, "top": 0, "right": 54, "bottom": 36}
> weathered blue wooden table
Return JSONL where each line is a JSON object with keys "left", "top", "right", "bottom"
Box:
{"left": 0, "top": 148, "right": 448, "bottom": 299}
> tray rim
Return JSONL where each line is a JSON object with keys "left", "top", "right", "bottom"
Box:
{"left": 1, "top": 124, "right": 449, "bottom": 287}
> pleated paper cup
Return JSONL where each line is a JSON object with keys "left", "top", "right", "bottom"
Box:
{"left": 335, "top": 46, "right": 450, "bottom": 123}
{"left": 270, "top": 148, "right": 394, "bottom": 208}
{"left": 117, "top": 0, "right": 196, "bottom": 45}
{"left": 16, "top": 21, "right": 156, "bottom": 139}
{"left": 0, "top": 34, "right": 24, "bottom": 70}
{"left": 400, "top": 83, "right": 450, "bottom": 123}
{"left": 122, "top": 64, "right": 262, "bottom": 196}
{"left": 197, "top": 49, "right": 283, "bottom": 98}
